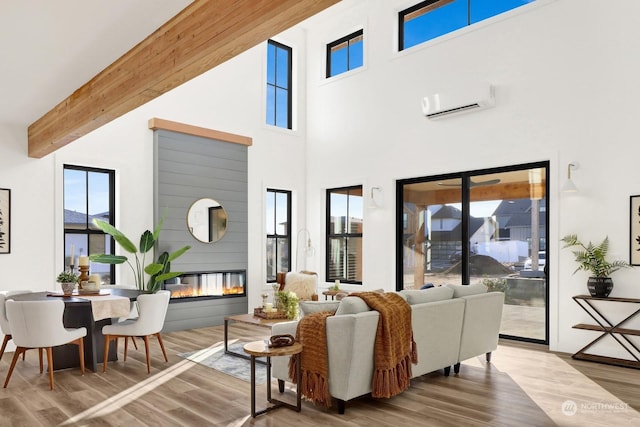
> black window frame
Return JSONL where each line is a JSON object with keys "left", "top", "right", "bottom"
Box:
{"left": 266, "top": 188, "right": 292, "bottom": 283}
{"left": 326, "top": 29, "right": 364, "bottom": 78}
{"left": 63, "top": 164, "right": 116, "bottom": 281}
{"left": 266, "top": 39, "right": 293, "bottom": 130}
{"left": 399, "top": 0, "right": 534, "bottom": 51}
{"left": 326, "top": 185, "right": 363, "bottom": 285}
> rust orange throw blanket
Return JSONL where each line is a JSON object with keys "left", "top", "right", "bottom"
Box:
{"left": 357, "top": 292, "right": 417, "bottom": 398}
{"left": 289, "top": 311, "right": 333, "bottom": 407}
{"left": 290, "top": 292, "right": 417, "bottom": 406}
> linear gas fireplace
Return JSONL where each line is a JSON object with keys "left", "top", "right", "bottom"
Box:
{"left": 164, "top": 270, "right": 246, "bottom": 300}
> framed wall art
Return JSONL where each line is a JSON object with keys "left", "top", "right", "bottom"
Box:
{"left": 630, "top": 195, "right": 640, "bottom": 265}
{"left": 0, "top": 188, "right": 9, "bottom": 254}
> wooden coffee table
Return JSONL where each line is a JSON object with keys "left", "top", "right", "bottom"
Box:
{"left": 243, "top": 340, "right": 302, "bottom": 417}
{"left": 223, "top": 313, "right": 291, "bottom": 362}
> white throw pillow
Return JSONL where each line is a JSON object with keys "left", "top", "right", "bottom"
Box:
{"left": 335, "top": 296, "right": 371, "bottom": 315}
{"left": 445, "top": 283, "right": 488, "bottom": 298}
{"left": 401, "top": 286, "right": 454, "bottom": 304}
{"left": 298, "top": 301, "right": 340, "bottom": 317}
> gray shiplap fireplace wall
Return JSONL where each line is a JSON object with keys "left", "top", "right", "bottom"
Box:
{"left": 153, "top": 125, "right": 248, "bottom": 332}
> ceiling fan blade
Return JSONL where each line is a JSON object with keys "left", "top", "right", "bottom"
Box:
{"left": 437, "top": 178, "right": 501, "bottom": 188}
{"left": 471, "top": 178, "right": 501, "bottom": 187}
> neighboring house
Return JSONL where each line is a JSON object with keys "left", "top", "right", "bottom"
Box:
{"left": 492, "top": 199, "right": 547, "bottom": 250}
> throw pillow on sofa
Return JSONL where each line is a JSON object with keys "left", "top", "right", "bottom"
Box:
{"left": 401, "top": 286, "right": 454, "bottom": 304}
{"left": 335, "top": 296, "right": 371, "bottom": 315}
{"left": 299, "top": 301, "right": 340, "bottom": 317}
{"left": 445, "top": 283, "right": 488, "bottom": 297}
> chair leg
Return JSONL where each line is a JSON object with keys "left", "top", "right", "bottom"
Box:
{"left": 143, "top": 335, "right": 151, "bottom": 373}
{"left": 3, "top": 347, "right": 24, "bottom": 388}
{"left": 155, "top": 333, "right": 168, "bottom": 362}
{"left": 38, "top": 348, "right": 43, "bottom": 373}
{"left": 46, "top": 347, "right": 54, "bottom": 390}
{"left": 129, "top": 336, "right": 138, "bottom": 350}
{"left": 77, "top": 337, "right": 85, "bottom": 376}
{"left": 124, "top": 336, "right": 129, "bottom": 361}
{"left": 0, "top": 335, "right": 10, "bottom": 361}
{"left": 103, "top": 335, "right": 112, "bottom": 373}
{"left": 486, "top": 352, "right": 492, "bottom": 363}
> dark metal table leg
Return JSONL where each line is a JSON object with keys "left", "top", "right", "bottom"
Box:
{"left": 250, "top": 355, "right": 256, "bottom": 418}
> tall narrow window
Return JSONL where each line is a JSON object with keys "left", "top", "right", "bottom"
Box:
{"left": 63, "top": 165, "right": 115, "bottom": 284}
{"left": 399, "top": 0, "right": 534, "bottom": 51}
{"left": 266, "top": 40, "right": 292, "bottom": 129}
{"left": 266, "top": 189, "right": 291, "bottom": 282}
{"left": 327, "top": 186, "right": 363, "bottom": 284}
{"left": 326, "top": 29, "right": 364, "bottom": 78}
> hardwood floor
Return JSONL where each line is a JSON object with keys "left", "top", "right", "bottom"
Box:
{"left": 0, "top": 323, "right": 639, "bottom": 426}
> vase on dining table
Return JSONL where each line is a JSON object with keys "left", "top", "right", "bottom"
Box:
{"left": 61, "top": 282, "right": 76, "bottom": 296}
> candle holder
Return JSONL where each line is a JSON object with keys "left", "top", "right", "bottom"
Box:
{"left": 78, "top": 265, "right": 90, "bottom": 289}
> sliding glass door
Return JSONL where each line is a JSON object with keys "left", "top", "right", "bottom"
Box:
{"left": 397, "top": 162, "right": 549, "bottom": 343}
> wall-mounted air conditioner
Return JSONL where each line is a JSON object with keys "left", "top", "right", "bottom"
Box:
{"left": 421, "top": 83, "right": 495, "bottom": 119}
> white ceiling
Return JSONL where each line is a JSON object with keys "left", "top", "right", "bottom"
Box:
{"left": 0, "top": 0, "right": 193, "bottom": 128}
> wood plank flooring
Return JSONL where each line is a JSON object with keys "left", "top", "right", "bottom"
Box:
{"left": 0, "top": 323, "right": 639, "bottom": 426}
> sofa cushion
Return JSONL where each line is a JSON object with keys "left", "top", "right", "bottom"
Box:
{"left": 299, "top": 301, "right": 340, "bottom": 317}
{"left": 335, "top": 296, "right": 371, "bottom": 315}
{"left": 401, "top": 286, "right": 454, "bottom": 304}
{"left": 445, "top": 283, "right": 488, "bottom": 298}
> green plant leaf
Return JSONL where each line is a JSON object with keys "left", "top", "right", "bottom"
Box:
{"left": 144, "top": 263, "right": 164, "bottom": 276}
{"left": 139, "top": 230, "right": 155, "bottom": 253}
{"left": 153, "top": 214, "right": 165, "bottom": 241}
{"left": 92, "top": 219, "right": 137, "bottom": 254}
{"left": 167, "top": 245, "right": 191, "bottom": 262}
{"left": 89, "top": 254, "right": 128, "bottom": 264}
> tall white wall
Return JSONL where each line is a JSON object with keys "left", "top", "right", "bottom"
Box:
{"left": 2, "top": 0, "right": 640, "bottom": 357}
{"left": 0, "top": 28, "right": 310, "bottom": 317}
{"left": 302, "top": 0, "right": 640, "bottom": 353}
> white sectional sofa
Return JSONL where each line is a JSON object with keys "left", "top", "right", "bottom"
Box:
{"left": 271, "top": 284, "right": 504, "bottom": 414}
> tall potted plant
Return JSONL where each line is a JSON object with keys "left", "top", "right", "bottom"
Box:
{"left": 90, "top": 217, "right": 190, "bottom": 292}
{"left": 561, "top": 234, "right": 630, "bottom": 297}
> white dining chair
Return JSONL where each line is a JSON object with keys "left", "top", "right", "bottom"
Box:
{"left": 0, "top": 290, "right": 32, "bottom": 361}
{"left": 3, "top": 299, "right": 87, "bottom": 390}
{"left": 102, "top": 290, "right": 170, "bottom": 373}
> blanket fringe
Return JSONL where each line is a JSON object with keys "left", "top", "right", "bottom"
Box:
{"left": 372, "top": 354, "right": 414, "bottom": 398}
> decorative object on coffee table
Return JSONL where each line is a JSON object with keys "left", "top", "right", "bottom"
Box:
{"left": 561, "top": 234, "right": 631, "bottom": 297}
{"left": 275, "top": 290, "right": 299, "bottom": 319}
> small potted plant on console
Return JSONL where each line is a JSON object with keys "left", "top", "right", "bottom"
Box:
{"left": 561, "top": 234, "right": 631, "bottom": 297}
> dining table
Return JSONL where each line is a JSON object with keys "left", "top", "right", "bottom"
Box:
{"left": 9, "top": 288, "right": 142, "bottom": 372}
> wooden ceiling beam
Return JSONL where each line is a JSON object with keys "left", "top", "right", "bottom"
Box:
{"left": 27, "top": 0, "right": 339, "bottom": 158}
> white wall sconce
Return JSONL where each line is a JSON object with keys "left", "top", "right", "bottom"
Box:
{"left": 296, "top": 228, "right": 315, "bottom": 271}
{"left": 561, "top": 162, "right": 579, "bottom": 193}
{"left": 368, "top": 186, "right": 383, "bottom": 209}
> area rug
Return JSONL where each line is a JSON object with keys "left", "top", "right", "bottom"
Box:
{"left": 178, "top": 342, "right": 267, "bottom": 384}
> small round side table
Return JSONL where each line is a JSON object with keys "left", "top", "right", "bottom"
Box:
{"left": 243, "top": 340, "right": 303, "bottom": 418}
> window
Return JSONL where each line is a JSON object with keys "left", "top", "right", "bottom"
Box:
{"left": 396, "top": 162, "right": 549, "bottom": 344}
{"left": 63, "top": 165, "right": 115, "bottom": 283}
{"left": 266, "top": 40, "right": 292, "bottom": 129}
{"left": 266, "top": 189, "right": 291, "bottom": 282}
{"left": 326, "top": 29, "right": 364, "bottom": 78}
{"left": 399, "top": 0, "right": 534, "bottom": 51}
{"left": 326, "top": 186, "right": 363, "bottom": 284}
